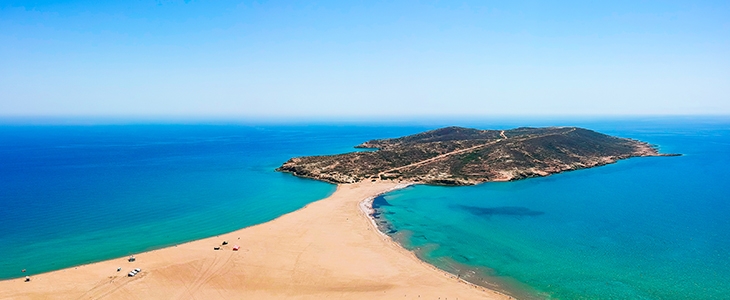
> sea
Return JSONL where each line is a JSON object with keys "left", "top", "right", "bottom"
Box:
{"left": 1, "top": 117, "right": 728, "bottom": 299}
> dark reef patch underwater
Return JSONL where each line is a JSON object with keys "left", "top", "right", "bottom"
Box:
{"left": 455, "top": 205, "right": 545, "bottom": 218}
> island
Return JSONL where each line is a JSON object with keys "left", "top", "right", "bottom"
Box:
{"left": 277, "top": 126, "right": 679, "bottom": 185}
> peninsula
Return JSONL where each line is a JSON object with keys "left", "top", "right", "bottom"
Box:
{"left": 277, "top": 126, "right": 679, "bottom": 185}
{"left": 0, "top": 126, "right": 678, "bottom": 300}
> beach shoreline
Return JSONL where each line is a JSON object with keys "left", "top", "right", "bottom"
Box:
{"left": 358, "top": 184, "right": 522, "bottom": 299}
{"left": 0, "top": 180, "right": 511, "bottom": 299}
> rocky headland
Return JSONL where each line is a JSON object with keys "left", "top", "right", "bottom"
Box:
{"left": 276, "top": 126, "right": 680, "bottom": 186}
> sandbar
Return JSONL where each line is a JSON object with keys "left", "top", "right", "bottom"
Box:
{"left": 0, "top": 181, "right": 511, "bottom": 299}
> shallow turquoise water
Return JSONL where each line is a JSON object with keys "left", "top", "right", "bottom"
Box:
{"left": 374, "top": 119, "right": 730, "bottom": 299}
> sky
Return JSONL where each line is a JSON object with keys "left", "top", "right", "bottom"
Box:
{"left": 1, "top": 0, "right": 729, "bottom": 118}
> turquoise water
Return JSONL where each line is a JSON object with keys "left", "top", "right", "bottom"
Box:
{"left": 0, "top": 124, "right": 429, "bottom": 280}
{"left": 374, "top": 119, "right": 730, "bottom": 299}
{"left": 2, "top": 119, "right": 728, "bottom": 299}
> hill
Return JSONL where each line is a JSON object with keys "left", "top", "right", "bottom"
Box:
{"left": 276, "top": 126, "right": 679, "bottom": 185}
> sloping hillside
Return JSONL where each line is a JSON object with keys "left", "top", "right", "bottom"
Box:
{"left": 277, "top": 126, "right": 679, "bottom": 185}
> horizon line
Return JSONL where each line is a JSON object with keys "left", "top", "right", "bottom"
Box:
{"left": 1, "top": 114, "right": 729, "bottom": 126}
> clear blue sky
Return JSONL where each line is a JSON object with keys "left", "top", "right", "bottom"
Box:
{"left": 1, "top": 1, "right": 728, "bottom": 118}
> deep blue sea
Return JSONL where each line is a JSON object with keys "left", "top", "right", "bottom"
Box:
{"left": 0, "top": 118, "right": 728, "bottom": 300}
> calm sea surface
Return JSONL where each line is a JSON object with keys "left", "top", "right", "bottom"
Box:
{"left": 374, "top": 118, "right": 730, "bottom": 299}
{"left": 0, "top": 124, "right": 426, "bottom": 280}
{"left": 1, "top": 118, "right": 728, "bottom": 300}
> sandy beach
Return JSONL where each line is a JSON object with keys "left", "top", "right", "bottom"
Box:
{"left": 0, "top": 181, "right": 510, "bottom": 299}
